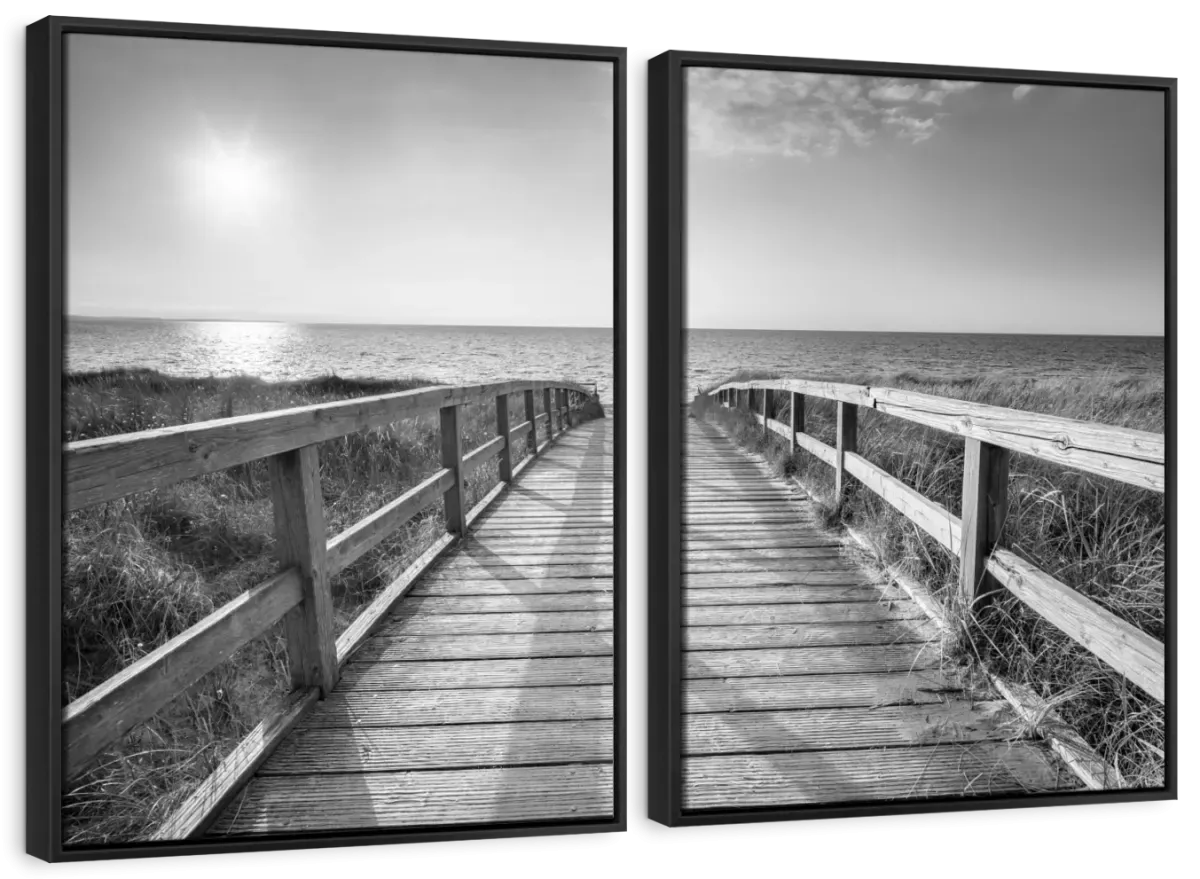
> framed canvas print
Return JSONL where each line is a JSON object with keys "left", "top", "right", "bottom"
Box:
{"left": 27, "top": 16, "right": 625, "bottom": 860}
{"left": 649, "top": 50, "right": 1174, "bottom": 826}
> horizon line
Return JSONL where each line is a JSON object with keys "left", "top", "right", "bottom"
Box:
{"left": 66, "top": 314, "right": 615, "bottom": 331}
{"left": 687, "top": 326, "right": 1166, "bottom": 339}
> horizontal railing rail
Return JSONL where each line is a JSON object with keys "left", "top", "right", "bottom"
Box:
{"left": 62, "top": 378, "right": 596, "bottom": 817}
{"left": 705, "top": 379, "right": 1165, "bottom": 703}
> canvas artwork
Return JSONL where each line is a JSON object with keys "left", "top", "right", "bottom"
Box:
{"left": 649, "top": 53, "right": 1173, "bottom": 824}
{"left": 28, "top": 18, "right": 623, "bottom": 859}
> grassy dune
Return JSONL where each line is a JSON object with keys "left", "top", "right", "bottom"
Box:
{"left": 693, "top": 369, "right": 1165, "bottom": 787}
{"left": 62, "top": 368, "right": 594, "bottom": 845}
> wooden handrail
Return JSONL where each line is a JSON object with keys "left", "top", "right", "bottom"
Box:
{"left": 711, "top": 379, "right": 1164, "bottom": 492}
{"left": 710, "top": 378, "right": 1165, "bottom": 702}
{"left": 63, "top": 379, "right": 595, "bottom": 784}
{"left": 66, "top": 379, "right": 593, "bottom": 511}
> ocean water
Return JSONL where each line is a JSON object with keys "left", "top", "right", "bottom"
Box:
{"left": 67, "top": 320, "right": 616, "bottom": 404}
{"left": 685, "top": 329, "right": 1165, "bottom": 397}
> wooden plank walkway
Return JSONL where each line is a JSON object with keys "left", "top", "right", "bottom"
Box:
{"left": 211, "top": 419, "right": 614, "bottom": 836}
{"left": 681, "top": 417, "right": 1079, "bottom": 811}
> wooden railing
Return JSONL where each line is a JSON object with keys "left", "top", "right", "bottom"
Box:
{"left": 62, "top": 379, "right": 594, "bottom": 836}
{"left": 705, "top": 379, "right": 1166, "bottom": 703}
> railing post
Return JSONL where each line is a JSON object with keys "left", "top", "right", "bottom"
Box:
{"left": 440, "top": 404, "right": 468, "bottom": 538}
{"left": 835, "top": 401, "right": 858, "bottom": 501}
{"left": 543, "top": 387, "right": 554, "bottom": 442}
{"left": 557, "top": 388, "right": 567, "bottom": 431}
{"left": 960, "top": 438, "right": 1010, "bottom": 610}
{"left": 268, "top": 445, "right": 338, "bottom": 696}
{"left": 524, "top": 388, "right": 538, "bottom": 457}
{"left": 762, "top": 389, "right": 772, "bottom": 439}
{"left": 495, "top": 392, "right": 513, "bottom": 483}
{"left": 790, "top": 391, "right": 804, "bottom": 455}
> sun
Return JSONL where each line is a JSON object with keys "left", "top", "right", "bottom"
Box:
{"left": 183, "top": 132, "right": 275, "bottom": 226}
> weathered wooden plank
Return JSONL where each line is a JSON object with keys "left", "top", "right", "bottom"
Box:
{"left": 960, "top": 438, "right": 1010, "bottom": 608}
{"left": 684, "top": 645, "right": 939, "bottom": 678}
{"left": 423, "top": 563, "right": 614, "bottom": 580}
{"left": 496, "top": 393, "right": 513, "bottom": 483}
{"left": 684, "top": 601, "right": 922, "bottom": 625}
{"left": 304, "top": 684, "right": 614, "bottom": 727}
{"left": 684, "top": 619, "right": 938, "bottom": 650}
{"left": 442, "top": 553, "right": 614, "bottom": 567}
{"left": 326, "top": 469, "right": 455, "bottom": 576}
{"left": 339, "top": 656, "right": 613, "bottom": 690}
{"left": 986, "top": 548, "right": 1165, "bottom": 701}
{"left": 261, "top": 719, "right": 613, "bottom": 775}
{"left": 63, "top": 569, "right": 303, "bottom": 780}
{"left": 461, "top": 433, "right": 506, "bottom": 472}
{"left": 211, "top": 764, "right": 613, "bottom": 835}
{"left": 873, "top": 386, "right": 1164, "bottom": 491}
{"left": 393, "top": 593, "right": 614, "bottom": 616}
{"left": 152, "top": 688, "right": 319, "bottom": 840}
{"left": 683, "top": 557, "right": 855, "bottom": 574}
{"left": 843, "top": 451, "right": 961, "bottom": 553}
{"left": 411, "top": 578, "right": 612, "bottom": 596}
{"left": 384, "top": 610, "right": 612, "bottom": 636}
{"left": 65, "top": 379, "right": 593, "bottom": 510}
{"left": 440, "top": 404, "right": 468, "bottom": 538}
{"left": 684, "top": 584, "right": 903, "bottom": 605}
{"left": 684, "top": 702, "right": 1012, "bottom": 754}
{"left": 354, "top": 631, "right": 614, "bottom": 662}
{"left": 716, "top": 379, "right": 873, "bottom": 407}
{"left": 685, "top": 570, "right": 879, "bottom": 587}
{"left": 835, "top": 401, "right": 858, "bottom": 499}
{"left": 684, "top": 670, "right": 976, "bottom": 712}
{"left": 682, "top": 744, "right": 1073, "bottom": 810}
{"left": 684, "top": 547, "right": 844, "bottom": 561}
{"left": 335, "top": 533, "right": 457, "bottom": 667}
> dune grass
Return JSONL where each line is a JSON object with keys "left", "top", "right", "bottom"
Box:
{"left": 62, "top": 368, "right": 594, "bottom": 845}
{"left": 692, "top": 369, "right": 1165, "bottom": 788}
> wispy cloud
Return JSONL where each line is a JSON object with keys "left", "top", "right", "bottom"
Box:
{"left": 1013, "top": 84, "right": 1036, "bottom": 101}
{"left": 688, "top": 69, "right": 981, "bottom": 160}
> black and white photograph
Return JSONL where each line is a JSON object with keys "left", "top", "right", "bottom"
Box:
{"left": 650, "top": 53, "right": 1173, "bottom": 823}
{"left": 29, "top": 18, "right": 623, "bottom": 857}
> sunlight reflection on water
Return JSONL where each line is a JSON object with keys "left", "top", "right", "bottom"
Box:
{"left": 67, "top": 320, "right": 616, "bottom": 404}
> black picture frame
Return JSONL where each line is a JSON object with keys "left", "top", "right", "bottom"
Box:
{"left": 648, "top": 49, "right": 1176, "bottom": 827}
{"left": 27, "top": 15, "right": 626, "bottom": 860}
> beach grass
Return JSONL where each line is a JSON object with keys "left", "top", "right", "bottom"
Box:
{"left": 62, "top": 368, "right": 598, "bottom": 845}
{"left": 692, "top": 369, "right": 1165, "bottom": 788}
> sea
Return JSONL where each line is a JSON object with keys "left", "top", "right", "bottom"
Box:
{"left": 66, "top": 319, "right": 616, "bottom": 404}
{"left": 65, "top": 322, "right": 1164, "bottom": 408}
{"left": 685, "top": 329, "right": 1165, "bottom": 397}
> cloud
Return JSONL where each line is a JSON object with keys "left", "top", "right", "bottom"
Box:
{"left": 688, "top": 69, "right": 980, "bottom": 160}
{"left": 1013, "top": 84, "right": 1036, "bottom": 101}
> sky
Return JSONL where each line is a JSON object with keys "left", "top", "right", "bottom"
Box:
{"left": 686, "top": 69, "right": 1166, "bottom": 335}
{"left": 66, "top": 35, "right": 614, "bottom": 327}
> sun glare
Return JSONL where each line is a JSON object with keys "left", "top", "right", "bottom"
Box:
{"left": 183, "top": 131, "right": 276, "bottom": 226}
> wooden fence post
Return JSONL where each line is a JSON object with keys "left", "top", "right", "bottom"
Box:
{"left": 557, "top": 388, "right": 567, "bottom": 430}
{"left": 835, "top": 401, "right": 858, "bottom": 501}
{"left": 440, "top": 404, "right": 468, "bottom": 538}
{"left": 790, "top": 392, "right": 804, "bottom": 455}
{"left": 268, "top": 445, "right": 338, "bottom": 696}
{"left": 762, "top": 389, "right": 773, "bottom": 439}
{"left": 495, "top": 392, "right": 513, "bottom": 483}
{"left": 960, "top": 438, "right": 1010, "bottom": 610}
{"left": 524, "top": 388, "right": 537, "bottom": 457}
{"left": 543, "top": 387, "right": 554, "bottom": 442}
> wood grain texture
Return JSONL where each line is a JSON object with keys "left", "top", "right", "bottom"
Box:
{"left": 209, "top": 418, "right": 613, "bottom": 834}
{"left": 269, "top": 445, "right": 339, "bottom": 695}
{"left": 439, "top": 404, "right": 468, "bottom": 538}
{"left": 873, "top": 386, "right": 1163, "bottom": 491}
{"left": 681, "top": 417, "right": 1078, "bottom": 807}
{"left": 960, "top": 438, "right": 1010, "bottom": 607}
{"left": 66, "top": 379, "right": 593, "bottom": 510}
{"left": 152, "top": 688, "right": 319, "bottom": 840}
{"left": 326, "top": 469, "right": 455, "bottom": 576}
{"left": 63, "top": 569, "right": 303, "bottom": 780}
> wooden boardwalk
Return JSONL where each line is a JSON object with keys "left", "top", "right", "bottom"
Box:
{"left": 681, "top": 417, "right": 1078, "bottom": 811}
{"left": 211, "top": 419, "right": 614, "bottom": 836}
